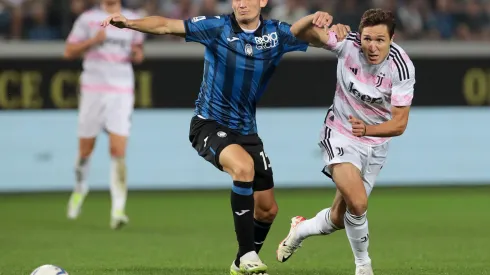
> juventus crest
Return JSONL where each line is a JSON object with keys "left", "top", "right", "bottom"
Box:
{"left": 375, "top": 73, "right": 385, "bottom": 87}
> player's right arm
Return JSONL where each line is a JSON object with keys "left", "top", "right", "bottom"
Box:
{"left": 102, "top": 14, "right": 186, "bottom": 37}
{"left": 102, "top": 14, "right": 224, "bottom": 46}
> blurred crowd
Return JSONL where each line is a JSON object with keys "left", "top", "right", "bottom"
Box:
{"left": 0, "top": 0, "right": 489, "bottom": 41}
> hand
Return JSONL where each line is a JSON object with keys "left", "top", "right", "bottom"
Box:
{"left": 311, "top": 11, "right": 333, "bottom": 29}
{"left": 330, "top": 23, "right": 351, "bottom": 41}
{"left": 348, "top": 115, "right": 367, "bottom": 137}
{"left": 101, "top": 13, "right": 128, "bottom": 29}
{"left": 91, "top": 29, "right": 106, "bottom": 44}
{"left": 131, "top": 47, "right": 144, "bottom": 64}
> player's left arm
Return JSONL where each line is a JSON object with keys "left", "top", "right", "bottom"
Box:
{"left": 277, "top": 19, "right": 312, "bottom": 53}
{"left": 352, "top": 106, "right": 410, "bottom": 137}
{"left": 131, "top": 30, "right": 145, "bottom": 64}
{"left": 351, "top": 60, "right": 415, "bottom": 137}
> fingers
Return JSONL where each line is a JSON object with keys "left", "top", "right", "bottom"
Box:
{"left": 312, "top": 12, "right": 333, "bottom": 28}
{"left": 334, "top": 24, "right": 350, "bottom": 41}
{"left": 101, "top": 14, "right": 122, "bottom": 27}
{"left": 351, "top": 125, "right": 365, "bottom": 137}
{"left": 348, "top": 116, "right": 366, "bottom": 136}
{"left": 101, "top": 16, "right": 112, "bottom": 27}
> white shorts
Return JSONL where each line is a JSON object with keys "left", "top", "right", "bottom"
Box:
{"left": 319, "top": 125, "right": 389, "bottom": 196}
{"left": 77, "top": 92, "right": 134, "bottom": 138}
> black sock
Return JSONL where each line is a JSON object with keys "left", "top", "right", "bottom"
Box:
{"left": 254, "top": 219, "right": 272, "bottom": 253}
{"left": 231, "top": 181, "right": 255, "bottom": 267}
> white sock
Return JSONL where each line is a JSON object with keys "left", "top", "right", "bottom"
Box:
{"left": 74, "top": 157, "right": 90, "bottom": 193}
{"left": 110, "top": 157, "right": 127, "bottom": 216}
{"left": 240, "top": 251, "right": 260, "bottom": 262}
{"left": 345, "top": 210, "right": 371, "bottom": 266}
{"left": 296, "top": 208, "right": 341, "bottom": 241}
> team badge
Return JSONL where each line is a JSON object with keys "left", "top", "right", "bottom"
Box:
{"left": 245, "top": 44, "right": 253, "bottom": 56}
{"left": 376, "top": 73, "right": 385, "bottom": 87}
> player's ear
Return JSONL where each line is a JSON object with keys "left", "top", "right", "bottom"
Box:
{"left": 260, "top": 0, "right": 268, "bottom": 8}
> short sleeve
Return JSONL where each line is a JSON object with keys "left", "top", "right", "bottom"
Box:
{"left": 66, "top": 15, "right": 89, "bottom": 43}
{"left": 183, "top": 15, "right": 225, "bottom": 46}
{"left": 277, "top": 21, "right": 309, "bottom": 53}
{"left": 391, "top": 54, "right": 415, "bottom": 106}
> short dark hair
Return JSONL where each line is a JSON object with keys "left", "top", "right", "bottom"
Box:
{"left": 359, "top": 8, "right": 396, "bottom": 38}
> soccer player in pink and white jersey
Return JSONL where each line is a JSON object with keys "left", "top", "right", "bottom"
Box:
{"left": 63, "top": 0, "right": 145, "bottom": 230}
{"left": 276, "top": 9, "right": 415, "bottom": 275}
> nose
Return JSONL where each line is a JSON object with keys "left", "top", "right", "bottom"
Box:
{"left": 368, "top": 43, "right": 377, "bottom": 52}
{"left": 238, "top": 0, "right": 245, "bottom": 8}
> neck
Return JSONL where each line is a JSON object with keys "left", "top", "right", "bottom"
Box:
{"left": 101, "top": 2, "right": 121, "bottom": 14}
{"left": 237, "top": 16, "right": 260, "bottom": 30}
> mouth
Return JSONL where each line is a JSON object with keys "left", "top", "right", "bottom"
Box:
{"left": 367, "top": 54, "right": 378, "bottom": 62}
{"left": 239, "top": 10, "right": 248, "bottom": 15}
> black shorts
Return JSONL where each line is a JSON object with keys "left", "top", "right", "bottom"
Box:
{"left": 189, "top": 116, "right": 274, "bottom": 191}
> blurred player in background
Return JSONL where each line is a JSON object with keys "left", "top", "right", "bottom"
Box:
{"left": 101, "top": 1, "right": 332, "bottom": 274}
{"left": 63, "top": 0, "right": 145, "bottom": 230}
{"left": 277, "top": 9, "right": 416, "bottom": 275}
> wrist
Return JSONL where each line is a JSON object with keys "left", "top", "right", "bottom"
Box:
{"left": 363, "top": 124, "right": 368, "bottom": 136}
{"left": 125, "top": 19, "right": 134, "bottom": 29}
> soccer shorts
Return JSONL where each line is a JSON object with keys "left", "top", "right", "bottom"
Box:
{"left": 319, "top": 125, "right": 389, "bottom": 196}
{"left": 188, "top": 116, "right": 274, "bottom": 191}
{"left": 77, "top": 92, "right": 134, "bottom": 138}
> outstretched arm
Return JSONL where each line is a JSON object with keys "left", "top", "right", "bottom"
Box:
{"left": 291, "top": 12, "right": 331, "bottom": 47}
{"left": 291, "top": 12, "right": 351, "bottom": 48}
{"left": 101, "top": 14, "right": 186, "bottom": 37}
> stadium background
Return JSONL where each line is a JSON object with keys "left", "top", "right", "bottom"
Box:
{"left": 1, "top": 1, "right": 489, "bottom": 275}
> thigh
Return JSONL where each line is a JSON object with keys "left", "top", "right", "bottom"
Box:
{"left": 331, "top": 163, "right": 366, "bottom": 209}
{"left": 241, "top": 136, "right": 274, "bottom": 191}
{"left": 78, "top": 92, "right": 104, "bottom": 138}
{"left": 105, "top": 94, "right": 134, "bottom": 137}
{"left": 362, "top": 142, "right": 389, "bottom": 197}
{"left": 320, "top": 126, "right": 363, "bottom": 179}
{"left": 188, "top": 116, "right": 237, "bottom": 171}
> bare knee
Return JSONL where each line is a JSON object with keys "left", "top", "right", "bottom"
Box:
{"left": 220, "top": 145, "right": 255, "bottom": 182}
{"left": 79, "top": 138, "right": 95, "bottom": 158}
{"left": 110, "top": 145, "right": 126, "bottom": 158}
{"left": 347, "top": 197, "right": 368, "bottom": 216}
{"left": 109, "top": 134, "right": 127, "bottom": 157}
{"left": 230, "top": 160, "right": 254, "bottom": 181}
{"left": 331, "top": 163, "right": 368, "bottom": 216}
{"left": 255, "top": 202, "right": 278, "bottom": 223}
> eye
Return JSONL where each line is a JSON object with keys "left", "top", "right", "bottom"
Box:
{"left": 377, "top": 39, "right": 384, "bottom": 42}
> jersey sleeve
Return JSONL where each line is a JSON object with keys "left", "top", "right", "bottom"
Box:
{"left": 66, "top": 14, "right": 89, "bottom": 43}
{"left": 391, "top": 56, "right": 415, "bottom": 106}
{"left": 183, "top": 15, "right": 225, "bottom": 47}
{"left": 323, "top": 31, "right": 355, "bottom": 58}
{"left": 277, "top": 21, "right": 309, "bottom": 53}
{"left": 132, "top": 31, "right": 145, "bottom": 45}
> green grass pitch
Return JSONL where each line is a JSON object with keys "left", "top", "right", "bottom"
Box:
{"left": 1, "top": 186, "right": 489, "bottom": 275}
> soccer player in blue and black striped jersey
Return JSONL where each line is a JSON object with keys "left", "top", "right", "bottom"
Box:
{"left": 102, "top": 2, "right": 333, "bottom": 274}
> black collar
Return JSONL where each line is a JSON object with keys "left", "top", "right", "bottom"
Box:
{"left": 230, "top": 13, "right": 264, "bottom": 36}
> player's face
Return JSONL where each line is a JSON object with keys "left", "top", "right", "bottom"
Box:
{"left": 360, "top": 25, "right": 393, "bottom": 65}
{"left": 232, "top": 0, "right": 268, "bottom": 24}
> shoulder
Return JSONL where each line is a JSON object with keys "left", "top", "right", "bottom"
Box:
{"left": 265, "top": 19, "right": 291, "bottom": 31}
{"left": 345, "top": 32, "right": 361, "bottom": 47}
{"left": 188, "top": 14, "right": 228, "bottom": 24}
{"left": 388, "top": 42, "right": 415, "bottom": 81}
